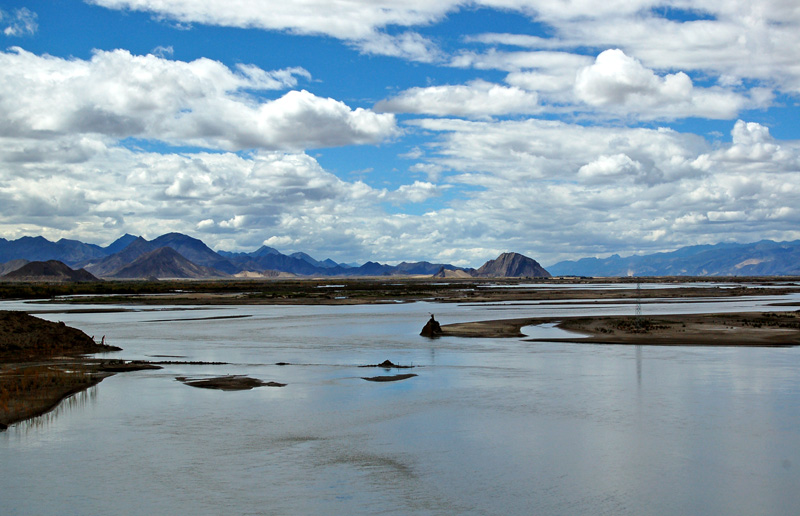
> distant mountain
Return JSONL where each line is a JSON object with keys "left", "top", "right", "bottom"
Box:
{"left": 474, "top": 252, "right": 551, "bottom": 278}
{"left": 1, "top": 260, "right": 99, "bottom": 282}
{"left": 150, "top": 233, "right": 238, "bottom": 274}
{"left": 548, "top": 240, "right": 800, "bottom": 277}
{"left": 0, "top": 236, "right": 106, "bottom": 266}
{"left": 110, "top": 247, "right": 228, "bottom": 279}
{"left": 391, "top": 261, "right": 466, "bottom": 276}
{"left": 290, "top": 251, "right": 343, "bottom": 269}
{"left": 103, "top": 233, "right": 139, "bottom": 255}
{"left": 219, "top": 245, "right": 281, "bottom": 259}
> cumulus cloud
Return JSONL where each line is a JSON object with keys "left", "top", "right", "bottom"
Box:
{"left": 87, "top": 0, "right": 800, "bottom": 94}
{"left": 376, "top": 80, "right": 539, "bottom": 118}
{"left": 710, "top": 120, "right": 796, "bottom": 166}
{"left": 573, "top": 49, "right": 748, "bottom": 119}
{"left": 2, "top": 117, "right": 799, "bottom": 264}
{"left": 400, "top": 117, "right": 800, "bottom": 262}
{"left": 0, "top": 48, "right": 396, "bottom": 151}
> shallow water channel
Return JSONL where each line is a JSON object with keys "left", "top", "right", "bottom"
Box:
{"left": 2, "top": 291, "right": 800, "bottom": 515}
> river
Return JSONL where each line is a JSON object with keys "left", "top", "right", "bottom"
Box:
{"left": 2, "top": 290, "right": 799, "bottom": 515}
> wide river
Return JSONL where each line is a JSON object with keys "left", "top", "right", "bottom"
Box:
{"left": 2, "top": 288, "right": 800, "bottom": 515}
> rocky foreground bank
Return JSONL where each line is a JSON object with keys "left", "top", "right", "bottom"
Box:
{"left": 0, "top": 311, "right": 128, "bottom": 429}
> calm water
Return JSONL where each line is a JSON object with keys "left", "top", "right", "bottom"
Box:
{"left": 2, "top": 293, "right": 800, "bottom": 515}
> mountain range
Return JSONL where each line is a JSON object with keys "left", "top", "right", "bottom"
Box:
{"left": 548, "top": 240, "right": 800, "bottom": 277}
{"left": 0, "top": 232, "right": 483, "bottom": 279}
{"left": 2, "top": 233, "right": 799, "bottom": 280}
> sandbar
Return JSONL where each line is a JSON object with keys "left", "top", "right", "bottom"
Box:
{"left": 441, "top": 311, "right": 800, "bottom": 346}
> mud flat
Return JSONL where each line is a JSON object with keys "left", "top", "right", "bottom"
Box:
{"left": 441, "top": 311, "right": 800, "bottom": 347}
{"left": 176, "top": 375, "right": 286, "bottom": 390}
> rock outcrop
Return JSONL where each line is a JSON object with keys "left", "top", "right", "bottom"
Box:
{"left": 474, "top": 252, "right": 551, "bottom": 278}
{"left": 420, "top": 315, "right": 443, "bottom": 337}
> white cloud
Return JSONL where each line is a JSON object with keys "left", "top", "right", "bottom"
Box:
{"left": 353, "top": 32, "right": 441, "bottom": 63}
{"left": 88, "top": 0, "right": 453, "bottom": 61}
{"left": 89, "top": 0, "right": 453, "bottom": 39}
{"left": 574, "top": 49, "right": 749, "bottom": 119}
{"left": 376, "top": 80, "right": 539, "bottom": 118}
{"left": 578, "top": 154, "right": 648, "bottom": 185}
{"left": 2, "top": 117, "right": 799, "bottom": 265}
{"left": 710, "top": 120, "right": 796, "bottom": 166}
{"left": 86, "top": 0, "right": 800, "bottom": 95}
{"left": 387, "top": 181, "right": 441, "bottom": 203}
{"left": 399, "top": 117, "right": 800, "bottom": 263}
{"left": 1, "top": 7, "right": 37, "bottom": 37}
{"left": 0, "top": 47, "right": 396, "bottom": 151}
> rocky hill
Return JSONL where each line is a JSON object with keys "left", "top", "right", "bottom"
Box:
{"left": 474, "top": 252, "right": 551, "bottom": 278}
{"left": 1, "top": 260, "right": 99, "bottom": 282}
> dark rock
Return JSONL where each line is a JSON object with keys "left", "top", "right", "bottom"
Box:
{"left": 420, "top": 314, "right": 442, "bottom": 337}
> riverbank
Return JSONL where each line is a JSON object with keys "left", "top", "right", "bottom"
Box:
{"left": 441, "top": 311, "right": 800, "bottom": 346}
{"left": 0, "top": 311, "right": 127, "bottom": 429}
{"left": 3, "top": 276, "right": 799, "bottom": 306}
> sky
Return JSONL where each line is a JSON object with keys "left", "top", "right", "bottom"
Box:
{"left": 1, "top": 1, "right": 799, "bottom": 267}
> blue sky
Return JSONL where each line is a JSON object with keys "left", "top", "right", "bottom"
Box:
{"left": 1, "top": 1, "right": 799, "bottom": 267}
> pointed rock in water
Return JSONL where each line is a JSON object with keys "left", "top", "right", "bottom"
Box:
{"left": 420, "top": 314, "right": 442, "bottom": 337}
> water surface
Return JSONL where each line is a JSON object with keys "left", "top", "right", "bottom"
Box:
{"left": 2, "top": 294, "right": 799, "bottom": 515}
